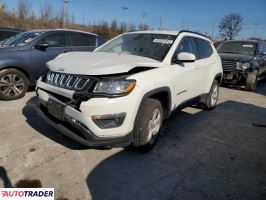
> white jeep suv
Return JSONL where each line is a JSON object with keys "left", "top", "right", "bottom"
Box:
{"left": 36, "top": 30, "right": 222, "bottom": 150}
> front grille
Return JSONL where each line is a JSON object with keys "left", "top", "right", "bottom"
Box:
{"left": 221, "top": 59, "right": 237, "bottom": 72}
{"left": 46, "top": 71, "right": 95, "bottom": 91}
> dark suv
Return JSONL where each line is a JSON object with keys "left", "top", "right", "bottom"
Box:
{"left": 217, "top": 40, "right": 266, "bottom": 91}
{"left": 0, "top": 29, "right": 105, "bottom": 100}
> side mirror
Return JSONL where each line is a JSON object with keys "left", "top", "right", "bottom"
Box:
{"left": 35, "top": 43, "right": 49, "bottom": 50}
{"left": 175, "top": 52, "right": 196, "bottom": 63}
{"left": 262, "top": 51, "right": 266, "bottom": 56}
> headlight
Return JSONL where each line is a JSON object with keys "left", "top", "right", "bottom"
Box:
{"left": 237, "top": 62, "right": 251, "bottom": 70}
{"left": 93, "top": 79, "right": 136, "bottom": 96}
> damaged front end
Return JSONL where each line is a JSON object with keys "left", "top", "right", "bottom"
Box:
{"left": 38, "top": 66, "right": 155, "bottom": 110}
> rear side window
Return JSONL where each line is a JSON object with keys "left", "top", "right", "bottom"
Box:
{"left": 70, "top": 33, "right": 96, "bottom": 47}
{"left": 195, "top": 38, "right": 213, "bottom": 59}
{"left": 39, "top": 33, "right": 66, "bottom": 47}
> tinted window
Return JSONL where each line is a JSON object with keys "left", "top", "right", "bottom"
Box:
{"left": 175, "top": 37, "right": 197, "bottom": 56}
{"left": 0, "top": 31, "right": 18, "bottom": 41}
{"left": 71, "top": 33, "right": 96, "bottom": 47}
{"left": 217, "top": 41, "right": 256, "bottom": 56}
{"left": 97, "top": 37, "right": 106, "bottom": 46}
{"left": 39, "top": 33, "right": 66, "bottom": 47}
{"left": 195, "top": 38, "right": 213, "bottom": 59}
{"left": 260, "top": 42, "right": 266, "bottom": 53}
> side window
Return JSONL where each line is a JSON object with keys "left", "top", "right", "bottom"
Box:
{"left": 71, "top": 33, "right": 96, "bottom": 47}
{"left": 38, "top": 33, "right": 66, "bottom": 47}
{"left": 258, "top": 42, "right": 263, "bottom": 54}
{"left": 195, "top": 38, "right": 213, "bottom": 59}
{"left": 263, "top": 42, "right": 266, "bottom": 52}
{"left": 175, "top": 37, "right": 197, "bottom": 56}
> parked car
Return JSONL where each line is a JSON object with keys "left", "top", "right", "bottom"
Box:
{"left": 217, "top": 40, "right": 266, "bottom": 91}
{"left": 36, "top": 30, "right": 223, "bottom": 151}
{"left": 0, "top": 29, "right": 105, "bottom": 100}
{"left": 0, "top": 28, "right": 23, "bottom": 44}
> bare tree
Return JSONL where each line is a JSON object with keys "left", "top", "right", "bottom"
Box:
{"left": 18, "top": 0, "right": 30, "bottom": 20}
{"left": 219, "top": 13, "right": 243, "bottom": 40}
{"left": 40, "top": 2, "right": 53, "bottom": 28}
{"left": 138, "top": 23, "right": 149, "bottom": 31}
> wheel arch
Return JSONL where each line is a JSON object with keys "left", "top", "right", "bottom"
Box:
{"left": 214, "top": 73, "right": 223, "bottom": 85}
{"left": 135, "top": 87, "right": 172, "bottom": 124}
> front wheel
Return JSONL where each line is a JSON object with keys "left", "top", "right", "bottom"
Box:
{"left": 245, "top": 70, "right": 258, "bottom": 91}
{"left": 199, "top": 80, "right": 219, "bottom": 110}
{"left": 132, "top": 98, "right": 163, "bottom": 152}
{"left": 0, "top": 69, "right": 29, "bottom": 100}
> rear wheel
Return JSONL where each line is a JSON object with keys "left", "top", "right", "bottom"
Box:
{"left": 199, "top": 80, "right": 219, "bottom": 110}
{"left": 132, "top": 98, "right": 163, "bottom": 152}
{"left": 0, "top": 68, "right": 29, "bottom": 100}
{"left": 245, "top": 70, "right": 258, "bottom": 91}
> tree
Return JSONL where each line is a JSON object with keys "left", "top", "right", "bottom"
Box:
{"left": 17, "top": 0, "right": 31, "bottom": 28}
{"left": 40, "top": 2, "right": 53, "bottom": 28}
{"left": 219, "top": 13, "right": 243, "bottom": 40}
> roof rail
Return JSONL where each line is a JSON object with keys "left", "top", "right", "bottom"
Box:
{"left": 178, "top": 30, "right": 210, "bottom": 39}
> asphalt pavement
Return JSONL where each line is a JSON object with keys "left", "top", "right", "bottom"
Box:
{"left": 0, "top": 83, "right": 266, "bottom": 200}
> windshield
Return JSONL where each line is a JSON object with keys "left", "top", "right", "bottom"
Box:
{"left": 217, "top": 42, "right": 256, "bottom": 56}
{"left": 1, "top": 31, "right": 42, "bottom": 47}
{"left": 96, "top": 33, "right": 176, "bottom": 61}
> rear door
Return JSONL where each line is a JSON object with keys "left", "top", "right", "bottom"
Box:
{"left": 69, "top": 32, "right": 97, "bottom": 51}
{"left": 194, "top": 38, "right": 215, "bottom": 93}
{"left": 31, "top": 32, "right": 71, "bottom": 80}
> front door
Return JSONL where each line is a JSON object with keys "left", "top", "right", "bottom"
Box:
{"left": 31, "top": 32, "right": 71, "bottom": 81}
{"left": 171, "top": 36, "right": 203, "bottom": 106}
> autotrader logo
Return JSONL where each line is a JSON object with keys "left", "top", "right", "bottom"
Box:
{"left": 0, "top": 188, "right": 54, "bottom": 200}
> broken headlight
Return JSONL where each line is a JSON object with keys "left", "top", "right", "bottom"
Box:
{"left": 236, "top": 62, "right": 251, "bottom": 70}
{"left": 93, "top": 79, "right": 136, "bottom": 96}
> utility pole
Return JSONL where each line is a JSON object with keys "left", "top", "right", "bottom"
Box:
{"left": 141, "top": 11, "right": 147, "bottom": 30}
{"left": 211, "top": 17, "right": 216, "bottom": 39}
{"left": 63, "top": 0, "right": 69, "bottom": 28}
{"left": 82, "top": 12, "right": 85, "bottom": 25}
{"left": 254, "top": 23, "right": 258, "bottom": 37}
{"left": 159, "top": 16, "right": 162, "bottom": 30}
{"left": 121, "top": 6, "right": 128, "bottom": 32}
{"left": 181, "top": 19, "right": 185, "bottom": 30}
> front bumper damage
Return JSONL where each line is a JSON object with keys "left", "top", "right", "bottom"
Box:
{"left": 35, "top": 80, "right": 140, "bottom": 147}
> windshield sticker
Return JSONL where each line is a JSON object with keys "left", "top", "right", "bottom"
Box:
{"left": 243, "top": 44, "right": 254, "bottom": 48}
{"left": 153, "top": 39, "right": 173, "bottom": 45}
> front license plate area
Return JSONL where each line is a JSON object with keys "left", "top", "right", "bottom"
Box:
{"left": 224, "top": 74, "right": 234, "bottom": 80}
{"left": 47, "top": 98, "right": 65, "bottom": 121}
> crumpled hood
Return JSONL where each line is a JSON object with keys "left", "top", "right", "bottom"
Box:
{"left": 219, "top": 53, "right": 254, "bottom": 63}
{"left": 47, "top": 52, "right": 164, "bottom": 75}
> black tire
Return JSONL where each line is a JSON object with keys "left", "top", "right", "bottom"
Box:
{"left": 199, "top": 80, "right": 219, "bottom": 110}
{"left": 0, "top": 68, "right": 29, "bottom": 100}
{"left": 245, "top": 70, "right": 258, "bottom": 91}
{"left": 132, "top": 98, "right": 163, "bottom": 152}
